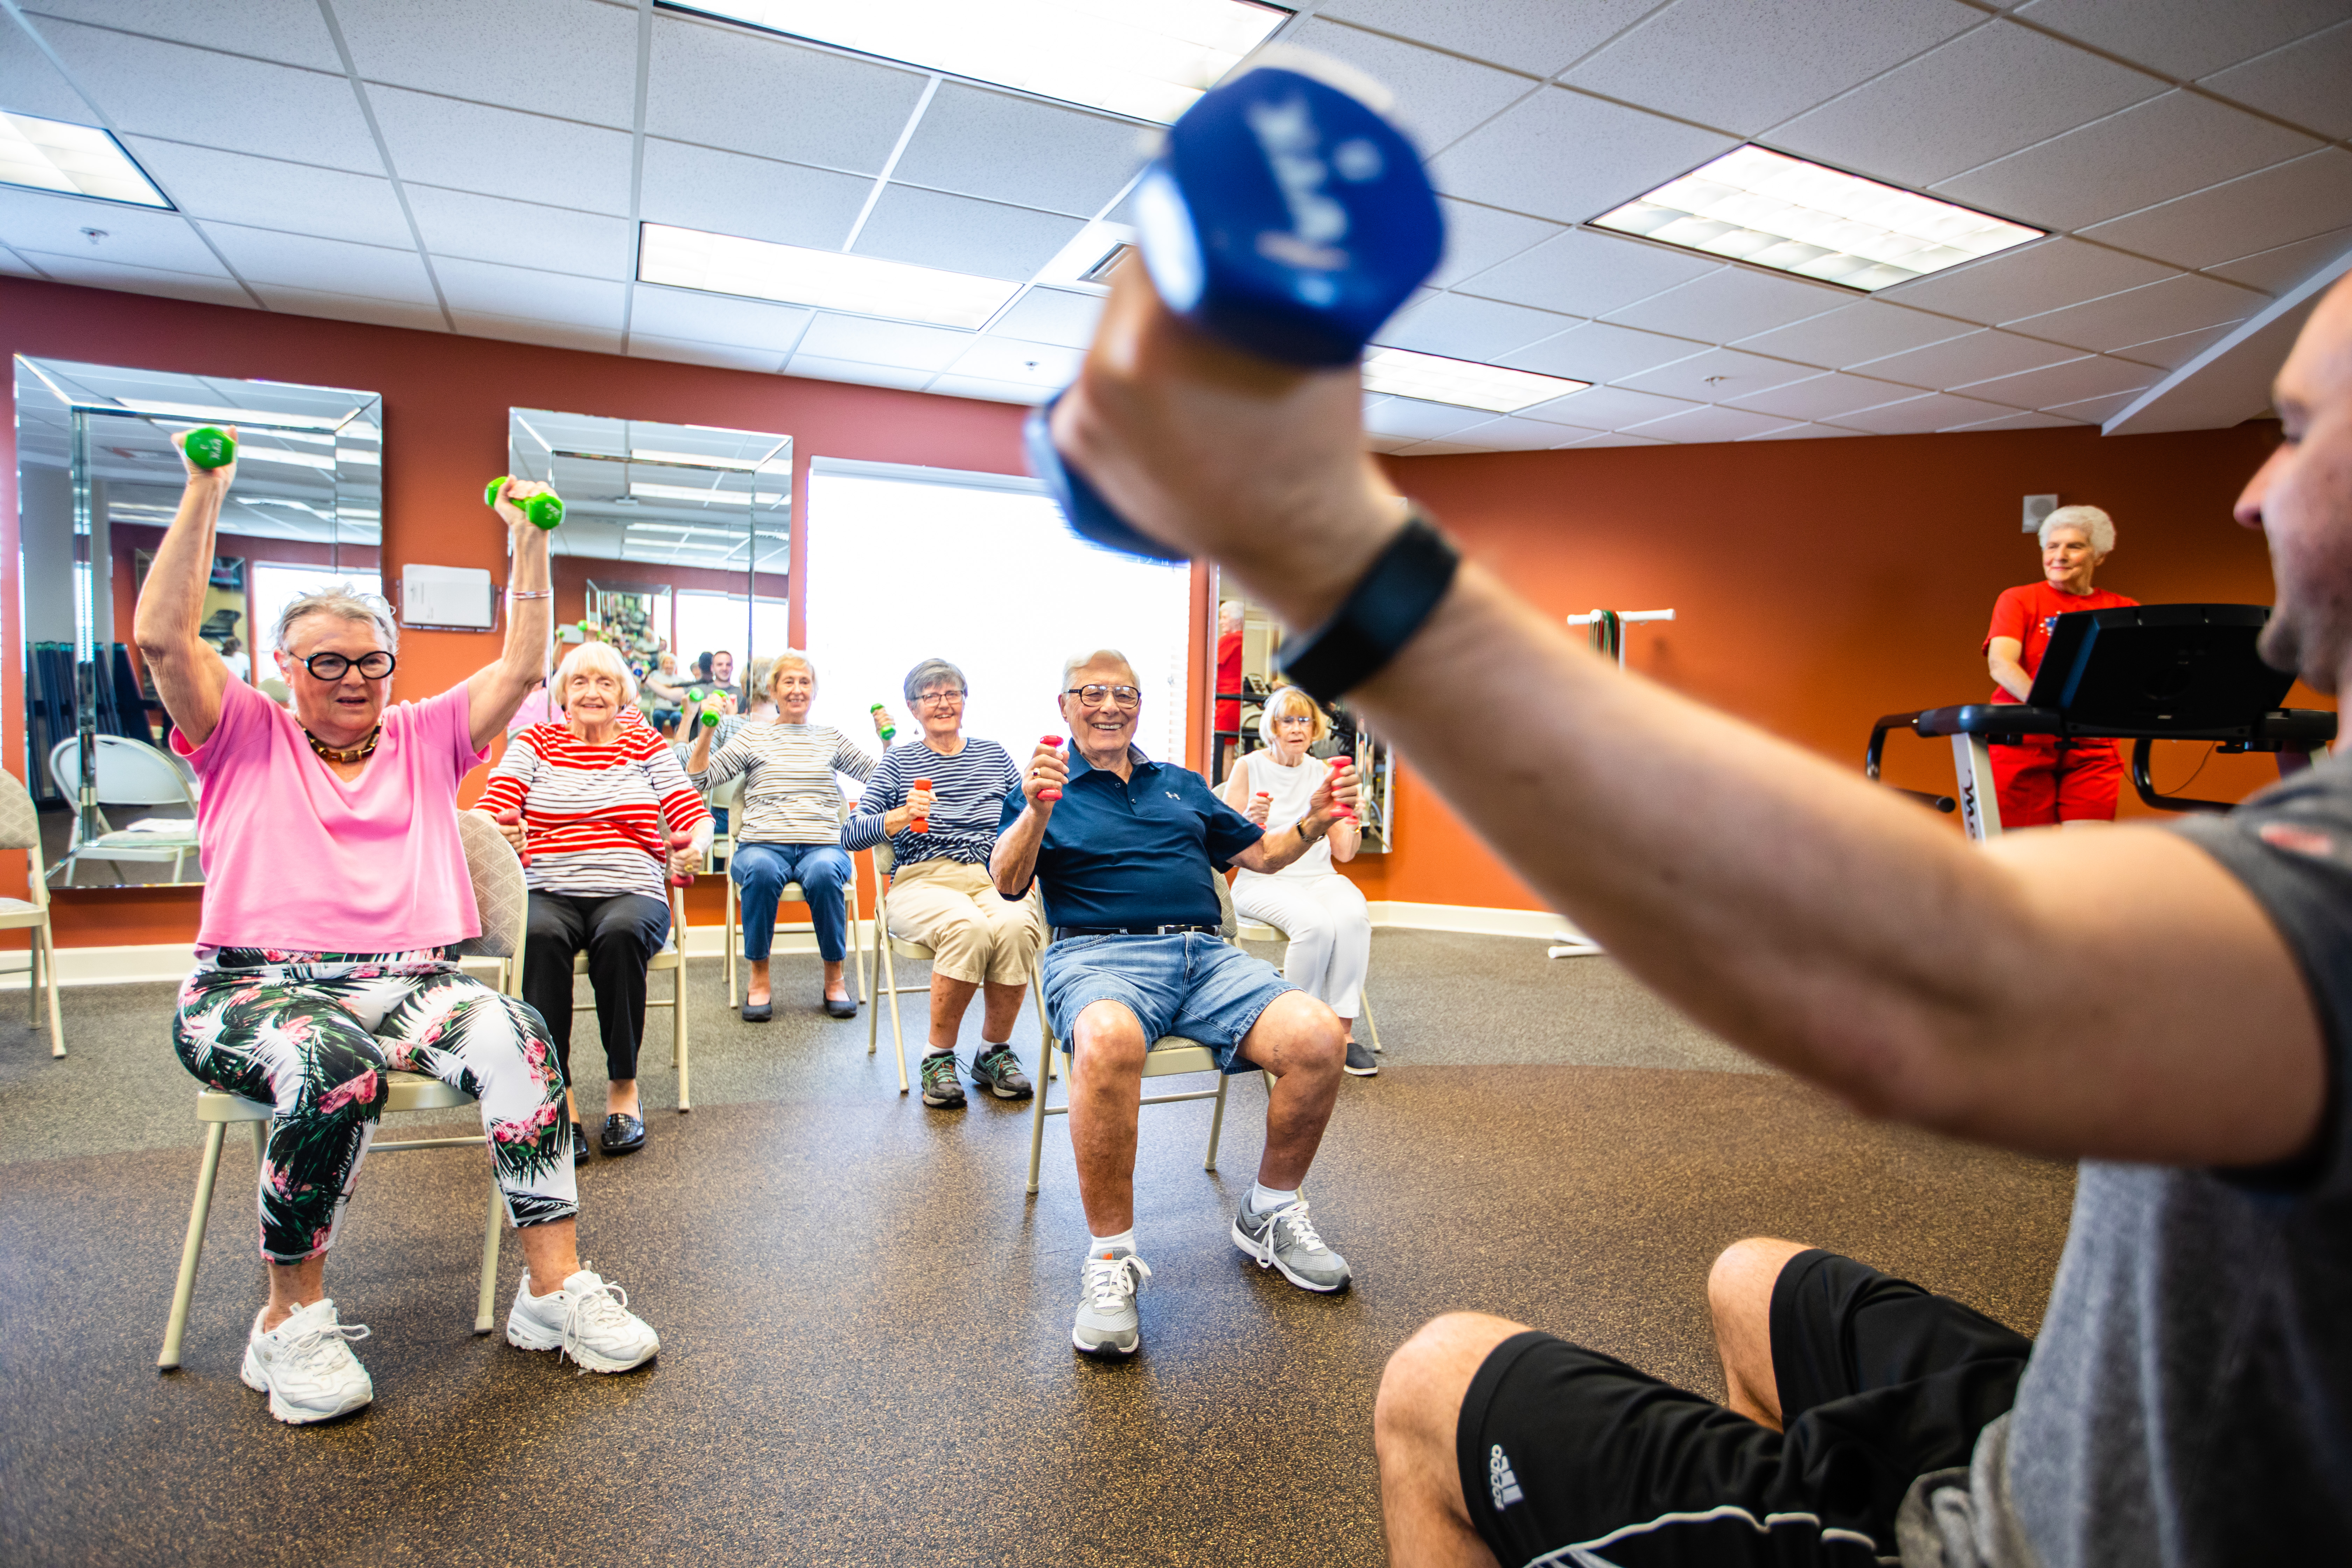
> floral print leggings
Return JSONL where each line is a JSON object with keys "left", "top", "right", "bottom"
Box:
{"left": 173, "top": 949, "right": 577, "bottom": 1263}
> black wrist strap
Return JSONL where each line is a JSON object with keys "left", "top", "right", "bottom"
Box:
{"left": 1274, "top": 509, "right": 1460, "bottom": 701}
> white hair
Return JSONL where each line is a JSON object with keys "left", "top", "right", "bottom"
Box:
{"left": 1258, "top": 683, "right": 1329, "bottom": 747}
{"left": 1060, "top": 648, "right": 1137, "bottom": 691}
{"left": 273, "top": 582, "right": 398, "bottom": 654}
{"left": 2040, "top": 504, "right": 2115, "bottom": 556}
{"left": 903, "top": 657, "right": 967, "bottom": 707}
{"left": 553, "top": 640, "right": 639, "bottom": 712}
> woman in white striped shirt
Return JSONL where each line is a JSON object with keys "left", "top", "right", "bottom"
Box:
{"left": 687, "top": 650, "right": 874, "bottom": 1021}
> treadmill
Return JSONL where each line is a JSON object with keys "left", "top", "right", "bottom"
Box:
{"left": 1865, "top": 603, "right": 2337, "bottom": 840}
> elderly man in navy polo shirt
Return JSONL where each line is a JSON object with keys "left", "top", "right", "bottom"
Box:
{"left": 994, "top": 648, "right": 1361, "bottom": 1357}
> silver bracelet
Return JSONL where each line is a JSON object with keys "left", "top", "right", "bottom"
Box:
{"left": 507, "top": 588, "right": 552, "bottom": 600}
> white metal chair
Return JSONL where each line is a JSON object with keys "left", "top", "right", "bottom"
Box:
{"left": 158, "top": 810, "right": 526, "bottom": 1371}
{"left": 0, "top": 767, "right": 65, "bottom": 1056}
{"left": 717, "top": 797, "right": 867, "bottom": 1010}
{"left": 47, "top": 734, "right": 202, "bottom": 884}
{"left": 572, "top": 887, "right": 692, "bottom": 1110}
{"left": 863, "top": 840, "right": 1043, "bottom": 1097}
{"left": 1233, "top": 912, "right": 1384, "bottom": 1055}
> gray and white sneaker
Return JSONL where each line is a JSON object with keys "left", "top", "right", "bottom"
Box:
{"left": 506, "top": 1266, "right": 659, "bottom": 1373}
{"left": 970, "top": 1042, "right": 1034, "bottom": 1100}
{"left": 1233, "top": 1197, "right": 1352, "bottom": 1293}
{"left": 920, "top": 1050, "right": 967, "bottom": 1108}
{"left": 1072, "top": 1248, "right": 1153, "bottom": 1358}
{"left": 241, "top": 1299, "right": 373, "bottom": 1424}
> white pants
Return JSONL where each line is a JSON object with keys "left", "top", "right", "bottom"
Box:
{"left": 1231, "top": 872, "right": 1370, "bottom": 1021}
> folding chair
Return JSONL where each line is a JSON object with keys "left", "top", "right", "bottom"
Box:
{"left": 48, "top": 734, "right": 201, "bottom": 884}
{"left": 158, "top": 811, "right": 525, "bottom": 1371}
{"left": 864, "top": 841, "right": 923, "bottom": 1096}
{"left": 1232, "top": 912, "right": 1383, "bottom": 1054}
{"left": 719, "top": 799, "right": 867, "bottom": 1010}
{"left": 569, "top": 886, "right": 691, "bottom": 1109}
{"left": 0, "top": 767, "right": 65, "bottom": 1056}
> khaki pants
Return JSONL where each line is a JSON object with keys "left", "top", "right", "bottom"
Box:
{"left": 886, "top": 859, "right": 1043, "bottom": 986}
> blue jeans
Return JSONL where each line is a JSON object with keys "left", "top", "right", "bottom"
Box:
{"left": 732, "top": 841, "right": 852, "bottom": 962}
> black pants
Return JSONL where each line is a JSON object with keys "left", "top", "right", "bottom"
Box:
{"left": 522, "top": 891, "right": 670, "bottom": 1087}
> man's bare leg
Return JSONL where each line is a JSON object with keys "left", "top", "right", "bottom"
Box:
{"left": 1376, "top": 1311, "right": 1524, "bottom": 1568}
{"left": 1236, "top": 990, "right": 1345, "bottom": 1189}
{"left": 1709, "top": 1236, "right": 1812, "bottom": 1429}
{"left": 1067, "top": 1000, "right": 1147, "bottom": 1236}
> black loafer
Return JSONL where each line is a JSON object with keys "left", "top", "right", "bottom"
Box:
{"left": 741, "top": 997, "right": 772, "bottom": 1022}
{"left": 822, "top": 995, "right": 857, "bottom": 1019}
{"left": 572, "top": 1121, "right": 590, "bottom": 1164}
{"left": 600, "top": 1113, "right": 646, "bottom": 1155}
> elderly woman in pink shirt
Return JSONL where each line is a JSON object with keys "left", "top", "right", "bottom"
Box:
{"left": 142, "top": 450, "right": 657, "bottom": 1427}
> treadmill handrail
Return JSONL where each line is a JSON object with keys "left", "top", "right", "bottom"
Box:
{"left": 1863, "top": 711, "right": 1957, "bottom": 813}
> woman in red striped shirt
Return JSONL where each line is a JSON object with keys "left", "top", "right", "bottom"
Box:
{"left": 476, "top": 643, "right": 710, "bottom": 1159}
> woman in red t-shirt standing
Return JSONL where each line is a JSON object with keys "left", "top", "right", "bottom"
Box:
{"left": 1982, "top": 505, "right": 2139, "bottom": 826}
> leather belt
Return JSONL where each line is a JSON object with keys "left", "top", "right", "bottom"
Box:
{"left": 1051, "top": 923, "right": 1219, "bottom": 942}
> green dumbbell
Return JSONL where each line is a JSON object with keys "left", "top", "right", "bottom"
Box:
{"left": 484, "top": 475, "right": 565, "bottom": 530}
{"left": 697, "top": 695, "right": 727, "bottom": 734}
{"left": 182, "top": 426, "right": 236, "bottom": 469}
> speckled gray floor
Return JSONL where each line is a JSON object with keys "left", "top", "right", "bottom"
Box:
{"left": 0, "top": 933, "right": 2073, "bottom": 1567}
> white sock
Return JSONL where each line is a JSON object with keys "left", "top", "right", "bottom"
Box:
{"left": 924, "top": 1046, "right": 953, "bottom": 1059}
{"left": 1248, "top": 1182, "right": 1298, "bottom": 1215}
{"left": 1090, "top": 1227, "right": 1136, "bottom": 1259}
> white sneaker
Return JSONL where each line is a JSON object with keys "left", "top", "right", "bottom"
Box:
{"left": 1072, "top": 1249, "right": 1152, "bottom": 1358}
{"left": 506, "top": 1266, "right": 659, "bottom": 1373}
{"left": 240, "top": 1299, "right": 373, "bottom": 1424}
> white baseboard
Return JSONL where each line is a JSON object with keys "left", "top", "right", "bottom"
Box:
{"left": 1365, "top": 901, "right": 1585, "bottom": 941}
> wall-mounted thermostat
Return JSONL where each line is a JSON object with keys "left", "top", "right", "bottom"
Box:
{"left": 2022, "top": 494, "right": 2058, "bottom": 533}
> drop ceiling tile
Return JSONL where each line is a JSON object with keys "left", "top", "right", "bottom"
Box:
{"left": 1395, "top": 439, "right": 1490, "bottom": 456}
{"left": 37, "top": 21, "right": 383, "bottom": 171}
{"left": 24, "top": 0, "right": 342, "bottom": 70}
{"left": 369, "top": 89, "right": 633, "bottom": 215}
{"left": 199, "top": 221, "right": 434, "bottom": 300}
{"left": 0, "top": 20, "right": 92, "bottom": 118}
{"left": 1834, "top": 391, "right": 2026, "bottom": 433}
{"left": 2002, "top": 273, "right": 2260, "bottom": 355}
{"left": 2208, "top": 225, "right": 2352, "bottom": 293}
{"left": 1561, "top": 430, "right": 1672, "bottom": 447}
{"left": 9, "top": 248, "right": 251, "bottom": 305}
{"left": 1373, "top": 291, "right": 1576, "bottom": 359}
{"left": 646, "top": 11, "right": 927, "bottom": 176}
{"left": 851, "top": 186, "right": 1082, "bottom": 283}
{"left": 402, "top": 186, "right": 634, "bottom": 279}
{"left": 1502, "top": 320, "right": 1707, "bottom": 381}
{"left": 434, "top": 257, "right": 626, "bottom": 324}
{"left": 0, "top": 246, "right": 42, "bottom": 278}
{"left": 628, "top": 286, "right": 813, "bottom": 351}
{"left": 249, "top": 283, "right": 447, "bottom": 332}
{"left": 2042, "top": 388, "right": 2148, "bottom": 423}
{"left": 2011, "top": 0, "right": 2349, "bottom": 79}
{"left": 1287, "top": 19, "right": 1539, "bottom": 150}
{"left": 2080, "top": 149, "right": 2352, "bottom": 272}
{"left": 989, "top": 287, "right": 1104, "bottom": 350}
{"left": 1316, "top": 0, "right": 1661, "bottom": 77}
{"left": 1617, "top": 345, "right": 1820, "bottom": 401}
{"left": 1366, "top": 433, "right": 1419, "bottom": 455}
{"left": 948, "top": 335, "right": 1083, "bottom": 386}
{"left": 1771, "top": 21, "right": 2160, "bottom": 189}
{"left": 1732, "top": 300, "right": 1977, "bottom": 365}
{"left": 1363, "top": 397, "right": 1493, "bottom": 441}
{"left": 1430, "top": 88, "right": 1738, "bottom": 226}
{"left": 1623, "top": 404, "right": 1805, "bottom": 443}
{"left": 626, "top": 334, "right": 785, "bottom": 374}
{"left": 1946, "top": 408, "right": 2081, "bottom": 432}
{"left": 1851, "top": 327, "right": 2081, "bottom": 386}
{"left": 1455, "top": 228, "right": 1717, "bottom": 318}
{"left": 1564, "top": 0, "right": 1979, "bottom": 135}
{"left": 796, "top": 314, "right": 973, "bottom": 372}
{"left": 1877, "top": 236, "right": 2172, "bottom": 324}
{"left": 335, "top": 0, "right": 639, "bottom": 130}
{"left": 1440, "top": 416, "right": 1591, "bottom": 450}
{"left": 1517, "top": 384, "right": 1701, "bottom": 429}
{"left": 2203, "top": 20, "right": 2352, "bottom": 141}
{"left": 0, "top": 185, "right": 225, "bottom": 272}
{"left": 1934, "top": 91, "right": 2321, "bottom": 232}
{"left": 926, "top": 372, "right": 1044, "bottom": 405}
{"left": 1740, "top": 421, "right": 1868, "bottom": 440}
{"left": 637, "top": 140, "right": 869, "bottom": 252}
{"left": 1602, "top": 265, "right": 1849, "bottom": 341}
{"left": 2110, "top": 322, "right": 2238, "bottom": 369}
{"left": 1425, "top": 198, "right": 1564, "bottom": 289}
{"left": 890, "top": 82, "right": 1146, "bottom": 219}
{"left": 1955, "top": 354, "right": 2157, "bottom": 408}
{"left": 784, "top": 354, "right": 934, "bottom": 392}
{"left": 122, "top": 139, "right": 412, "bottom": 250}
{"left": 448, "top": 310, "right": 622, "bottom": 355}
{"left": 1721, "top": 370, "right": 1919, "bottom": 420}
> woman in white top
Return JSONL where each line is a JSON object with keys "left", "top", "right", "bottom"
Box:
{"left": 1220, "top": 684, "right": 1377, "bottom": 1077}
{"left": 687, "top": 650, "right": 873, "bottom": 1022}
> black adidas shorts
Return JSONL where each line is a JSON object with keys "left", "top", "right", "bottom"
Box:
{"left": 1456, "top": 1250, "right": 2032, "bottom": 1566}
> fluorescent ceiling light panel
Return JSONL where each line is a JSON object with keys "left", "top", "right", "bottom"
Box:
{"left": 630, "top": 480, "right": 749, "bottom": 503}
{"left": 110, "top": 398, "right": 350, "bottom": 431}
{"left": 1594, "top": 146, "right": 2043, "bottom": 292}
{"left": 1362, "top": 348, "right": 1589, "bottom": 414}
{"left": 639, "top": 223, "right": 1016, "bottom": 329}
{"left": 630, "top": 447, "right": 762, "bottom": 470}
{"left": 0, "top": 111, "right": 171, "bottom": 207}
{"left": 669, "top": 0, "right": 1286, "bottom": 124}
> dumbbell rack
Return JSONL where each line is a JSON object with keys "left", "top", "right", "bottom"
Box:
{"left": 1550, "top": 609, "right": 1676, "bottom": 959}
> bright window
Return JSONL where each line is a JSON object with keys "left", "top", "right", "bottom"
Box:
{"left": 249, "top": 563, "right": 386, "bottom": 653}
{"left": 802, "top": 465, "right": 1192, "bottom": 766}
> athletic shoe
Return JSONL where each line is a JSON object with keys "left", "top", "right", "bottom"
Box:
{"left": 970, "top": 1043, "right": 1034, "bottom": 1100}
{"left": 240, "top": 1299, "right": 373, "bottom": 1425}
{"left": 1072, "top": 1249, "right": 1152, "bottom": 1358}
{"left": 506, "top": 1266, "right": 659, "bottom": 1373}
{"left": 1344, "top": 1039, "right": 1378, "bottom": 1077}
{"left": 1233, "top": 1197, "right": 1352, "bottom": 1293}
{"left": 920, "top": 1050, "right": 967, "bottom": 1108}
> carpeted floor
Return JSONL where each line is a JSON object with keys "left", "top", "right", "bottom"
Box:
{"left": 0, "top": 932, "right": 2075, "bottom": 1567}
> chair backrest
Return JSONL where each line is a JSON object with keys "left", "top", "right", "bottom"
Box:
{"left": 0, "top": 767, "right": 37, "bottom": 853}
{"left": 873, "top": 839, "right": 896, "bottom": 877}
{"left": 258, "top": 677, "right": 292, "bottom": 704}
{"left": 451, "top": 808, "right": 527, "bottom": 962}
{"left": 50, "top": 735, "right": 198, "bottom": 809}
{"left": 1211, "top": 867, "right": 1238, "bottom": 940}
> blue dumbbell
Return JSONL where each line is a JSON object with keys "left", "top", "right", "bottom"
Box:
{"left": 1025, "top": 50, "right": 1446, "bottom": 562}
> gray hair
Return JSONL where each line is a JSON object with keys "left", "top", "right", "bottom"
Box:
{"left": 766, "top": 648, "right": 816, "bottom": 695}
{"left": 553, "top": 640, "right": 639, "bottom": 713}
{"left": 903, "top": 657, "right": 967, "bottom": 707}
{"left": 273, "top": 582, "right": 398, "bottom": 654}
{"left": 1258, "top": 683, "right": 1329, "bottom": 747}
{"left": 1060, "top": 648, "right": 1137, "bottom": 691}
{"left": 2040, "top": 504, "right": 2115, "bottom": 556}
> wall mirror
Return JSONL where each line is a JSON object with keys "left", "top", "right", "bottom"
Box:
{"left": 1208, "top": 578, "right": 1395, "bottom": 854}
{"left": 13, "top": 356, "right": 382, "bottom": 887}
{"left": 506, "top": 410, "right": 790, "bottom": 739}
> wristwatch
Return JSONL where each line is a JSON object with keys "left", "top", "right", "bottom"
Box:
{"left": 1274, "top": 507, "right": 1460, "bottom": 701}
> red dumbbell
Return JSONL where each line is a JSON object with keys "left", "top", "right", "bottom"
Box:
{"left": 667, "top": 828, "right": 696, "bottom": 888}
{"left": 1037, "top": 734, "right": 1064, "bottom": 801}
{"left": 909, "top": 777, "right": 933, "bottom": 834}
{"left": 1326, "top": 758, "right": 1358, "bottom": 821}
{"left": 496, "top": 807, "right": 532, "bottom": 866}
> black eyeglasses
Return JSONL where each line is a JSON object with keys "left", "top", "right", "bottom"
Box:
{"left": 298, "top": 650, "right": 395, "bottom": 681}
{"left": 1066, "top": 684, "right": 1141, "bottom": 708}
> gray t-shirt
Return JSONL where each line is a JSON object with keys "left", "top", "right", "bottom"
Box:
{"left": 1927, "top": 753, "right": 2352, "bottom": 1564}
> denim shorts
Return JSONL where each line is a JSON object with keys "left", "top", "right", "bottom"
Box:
{"left": 1039, "top": 932, "right": 1296, "bottom": 1073}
